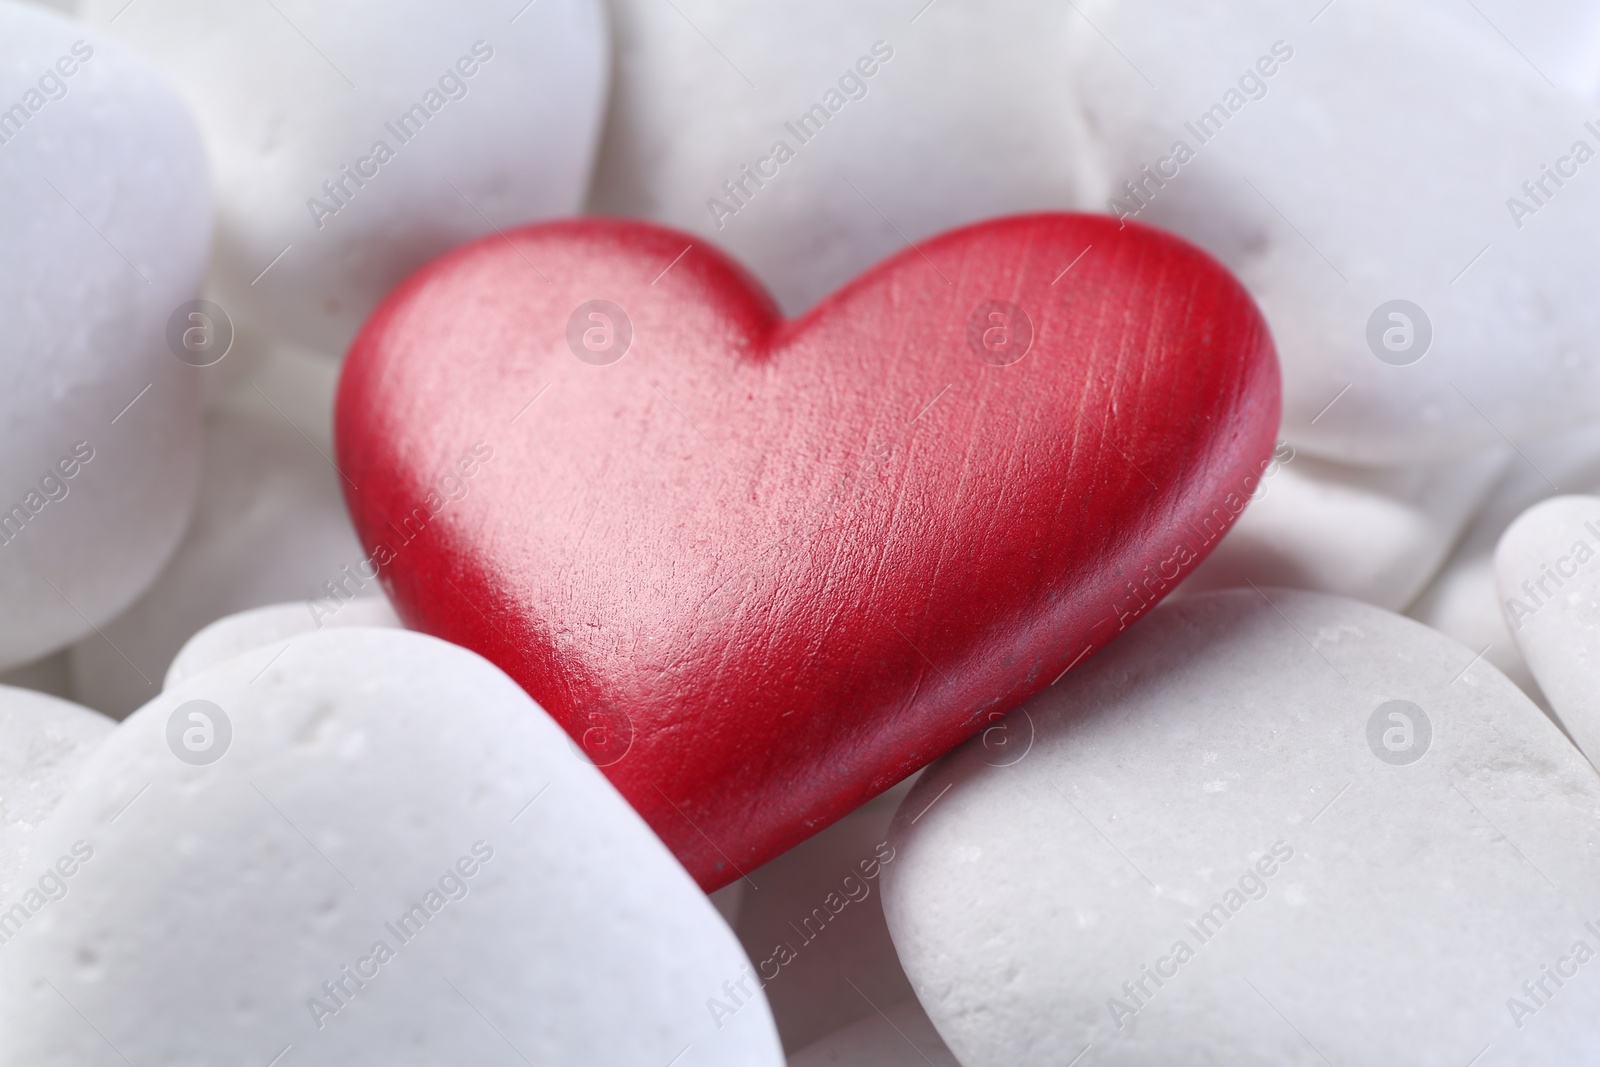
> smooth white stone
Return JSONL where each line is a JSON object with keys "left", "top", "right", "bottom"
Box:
{"left": 0, "top": 686, "right": 112, "bottom": 899}
{"left": 80, "top": 0, "right": 610, "bottom": 355}
{"left": 1497, "top": 495, "right": 1600, "bottom": 767}
{"left": 885, "top": 589, "right": 1600, "bottom": 1066}
{"left": 164, "top": 598, "right": 398, "bottom": 691}
{"left": 0, "top": 2, "right": 207, "bottom": 671}
{"left": 731, "top": 776, "right": 917, "bottom": 1052}
{"left": 1069, "top": 0, "right": 1600, "bottom": 463}
{"left": 1410, "top": 421, "right": 1600, "bottom": 701}
{"left": 590, "top": 0, "right": 1094, "bottom": 313}
{"left": 788, "top": 998, "right": 958, "bottom": 1067}
{"left": 70, "top": 403, "right": 366, "bottom": 718}
{"left": 1180, "top": 444, "right": 1506, "bottom": 611}
{"left": 0, "top": 629, "right": 783, "bottom": 1065}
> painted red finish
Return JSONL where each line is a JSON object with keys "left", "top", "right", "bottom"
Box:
{"left": 335, "top": 214, "right": 1280, "bottom": 889}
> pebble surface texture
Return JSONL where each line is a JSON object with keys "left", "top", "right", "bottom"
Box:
{"left": 0, "top": 629, "right": 783, "bottom": 1066}
{"left": 0, "top": 686, "right": 112, "bottom": 899}
{"left": 885, "top": 589, "right": 1600, "bottom": 1066}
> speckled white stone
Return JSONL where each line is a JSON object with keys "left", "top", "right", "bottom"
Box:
{"left": 80, "top": 0, "right": 609, "bottom": 355}
{"left": 0, "top": 686, "right": 111, "bottom": 899}
{"left": 1497, "top": 495, "right": 1600, "bottom": 768}
{"left": 1068, "top": 0, "right": 1600, "bottom": 463}
{"left": 0, "top": 629, "right": 783, "bottom": 1066}
{"left": 0, "top": 1, "right": 207, "bottom": 671}
{"left": 590, "top": 0, "right": 1094, "bottom": 314}
{"left": 885, "top": 589, "right": 1600, "bottom": 1066}
{"left": 164, "top": 598, "right": 398, "bottom": 691}
{"left": 1180, "top": 444, "right": 1506, "bottom": 611}
{"left": 788, "top": 998, "right": 958, "bottom": 1067}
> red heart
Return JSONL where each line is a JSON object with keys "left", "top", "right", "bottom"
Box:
{"left": 335, "top": 215, "right": 1279, "bottom": 888}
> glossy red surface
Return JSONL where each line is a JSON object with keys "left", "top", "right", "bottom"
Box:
{"left": 335, "top": 214, "right": 1280, "bottom": 889}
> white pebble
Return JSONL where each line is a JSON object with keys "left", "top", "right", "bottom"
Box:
{"left": 591, "top": 0, "right": 1093, "bottom": 313}
{"left": 1069, "top": 0, "right": 1600, "bottom": 463}
{"left": 0, "top": 629, "right": 783, "bottom": 1065}
{"left": 164, "top": 598, "right": 398, "bottom": 691}
{"left": 885, "top": 589, "right": 1600, "bottom": 1065}
{"left": 0, "top": 1, "right": 207, "bottom": 671}
{"left": 80, "top": 0, "right": 610, "bottom": 355}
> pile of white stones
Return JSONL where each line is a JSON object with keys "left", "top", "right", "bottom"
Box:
{"left": 5, "top": 0, "right": 1600, "bottom": 1063}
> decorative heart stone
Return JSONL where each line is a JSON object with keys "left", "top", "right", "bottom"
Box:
{"left": 0, "top": 629, "right": 783, "bottom": 1065}
{"left": 335, "top": 214, "right": 1280, "bottom": 887}
{"left": 883, "top": 589, "right": 1600, "bottom": 1065}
